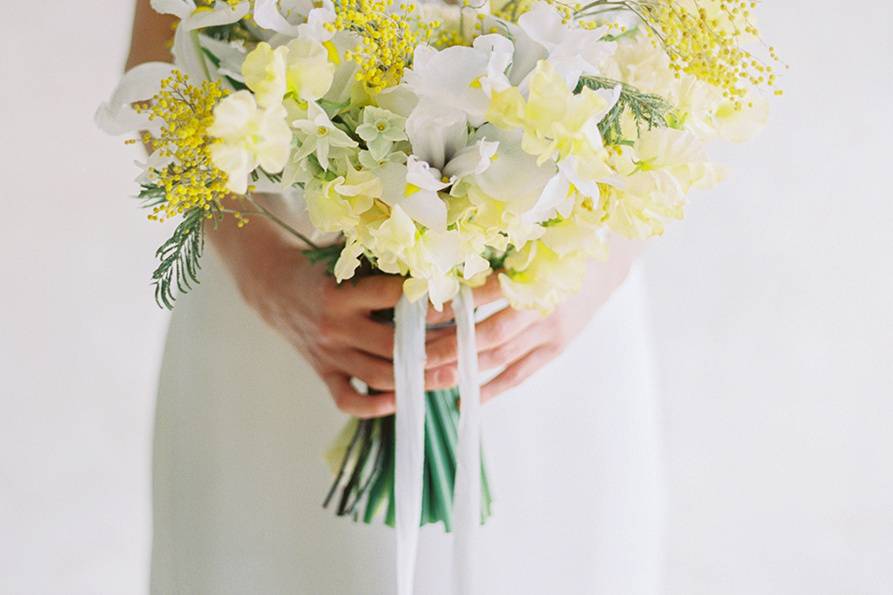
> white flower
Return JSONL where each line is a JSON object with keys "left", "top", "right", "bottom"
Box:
{"left": 377, "top": 157, "right": 449, "bottom": 230}
{"left": 292, "top": 100, "right": 358, "bottom": 169}
{"left": 151, "top": 0, "right": 249, "bottom": 80}
{"left": 334, "top": 238, "right": 364, "bottom": 282}
{"left": 356, "top": 106, "right": 408, "bottom": 161}
{"left": 208, "top": 90, "right": 292, "bottom": 194}
{"left": 470, "top": 125, "right": 555, "bottom": 214}
{"left": 95, "top": 62, "right": 176, "bottom": 135}
{"left": 298, "top": 1, "right": 336, "bottom": 43}
{"left": 517, "top": 2, "right": 615, "bottom": 88}
{"left": 404, "top": 44, "right": 491, "bottom": 126}
{"left": 405, "top": 103, "right": 469, "bottom": 171}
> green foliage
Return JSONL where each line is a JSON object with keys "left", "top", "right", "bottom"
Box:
{"left": 304, "top": 243, "right": 345, "bottom": 275}
{"left": 576, "top": 75, "right": 673, "bottom": 145}
{"left": 152, "top": 208, "right": 206, "bottom": 309}
{"left": 137, "top": 183, "right": 166, "bottom": 209}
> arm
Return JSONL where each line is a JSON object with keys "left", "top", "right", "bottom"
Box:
{"left": 126, "top": 0, "right": 176, "bottom": 70}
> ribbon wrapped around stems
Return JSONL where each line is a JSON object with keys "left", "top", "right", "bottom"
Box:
{"left": 394, "top": 285, "right": 482, "bottom": 595}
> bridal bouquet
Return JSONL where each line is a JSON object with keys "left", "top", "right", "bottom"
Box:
{"left": 98, "top": 0, "right": 779, "bottom": 589}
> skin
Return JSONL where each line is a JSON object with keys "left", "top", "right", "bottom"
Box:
{"left": 127, "top": 0, "right": 642, "bottom": 419}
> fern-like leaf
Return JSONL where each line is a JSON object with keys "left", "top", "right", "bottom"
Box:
{"left": 152, "top": 208, "right": 206, "bottom": 309}
{"left": 576, "top": 75, "right": 673, "bottom": 145}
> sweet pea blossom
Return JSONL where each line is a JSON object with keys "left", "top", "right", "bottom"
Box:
{"left": 208, "top": 90, "right": 292, "bottom": 194}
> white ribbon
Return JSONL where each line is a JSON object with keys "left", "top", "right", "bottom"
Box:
{"left": 452, "top": 285, "right": 482, "bottom": 595}
{"left": 393, "top": 286, "right": 482, "bottom": 595}
{"left": 394, "top": 295, "right": 428, "bottom": 595}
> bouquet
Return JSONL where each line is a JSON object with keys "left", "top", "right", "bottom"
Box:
{"left": 98, "top": 0, "right": 780, "bottom": 589}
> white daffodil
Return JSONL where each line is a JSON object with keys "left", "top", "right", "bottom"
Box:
{"left": 292, "top": 100, "right": 358, "bottom": 170}
{"left": 377, "top": 157, "right": 449, "bottom": 231}
{"left": 356, "top": 106, "right": 408, "bottom": 161}
{"left": 208, "top": 90, "right": 292, "bottom": 194}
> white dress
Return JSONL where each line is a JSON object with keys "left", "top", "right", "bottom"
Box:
{"left": 150, "top": 242, "right": 665, "bottom": 594}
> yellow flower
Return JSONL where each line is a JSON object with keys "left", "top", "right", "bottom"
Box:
{"left": 241, "top": 42, "right": 288, "bottom": 108}
{"left": 486, "top": 87, "right": 526, "bottom": 130}
{"left": 132, "top": 70, "right": 230, "bottom": 221}
{"left": 521, "top": 61, "right": 617, "bottom": 164}
{"left": 284, "top": 38, "right": 336, "bottom": 102}
{"left": 499, "top": 241, "right": 587, "bottom": 314}
{"left": 304, "top": 176, "right": 374, "bottom": 233}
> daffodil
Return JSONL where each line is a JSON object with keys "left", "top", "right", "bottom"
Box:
{"left": 208, "top": 90, "right": 292, "bottom": 193}
{"left": 356, "top": 106, "right": 408, "bottom": 161}
{"left": 292, "top": 100, "right": 358, "bottom": 170}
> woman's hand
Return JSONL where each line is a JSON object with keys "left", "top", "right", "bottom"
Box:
{"left": 426, "top": 238, "right": 643, "bottom": 402}
{"left": 208, "top": 203, "right": 459, "bottom": 419}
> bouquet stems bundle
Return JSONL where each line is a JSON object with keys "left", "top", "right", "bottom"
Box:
{"left": 324, "top": 388, "right": 492, "bottom": 530}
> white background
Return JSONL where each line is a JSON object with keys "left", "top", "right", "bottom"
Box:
{"left": 1, "top": 2, "right": 891, "bottom": 594}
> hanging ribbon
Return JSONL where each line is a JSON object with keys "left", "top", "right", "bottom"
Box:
{"left": 452, "top": 285, "right": 482, "bottom": 595}
{"left": 393, "top": 287, "right": 482, "bottom": 595}
{"left": 394, "top": 295, "right": 428, "bottom": 595}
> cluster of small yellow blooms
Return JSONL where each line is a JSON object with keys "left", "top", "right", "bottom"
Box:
{"left": 328, "top": 0, "right": 438, "bottom": 90}
{"left": 637, "top": 0, "right": 783, "bottom": 106}
{"left": 431, "top": 7, "right": 491, "bottom": 49}
{"left": 493, "top": 0, "right": 574, "bottom": 23}
{"left": 132, "top": 70, "right": 231, "bottom": 222}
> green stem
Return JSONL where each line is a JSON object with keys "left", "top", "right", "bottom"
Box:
{"left": 243, "top": 193, "right": 321, "bottom": 250}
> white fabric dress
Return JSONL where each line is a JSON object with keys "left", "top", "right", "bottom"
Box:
{"left": 150, "top": 242, "right": 665, "bottom": 594}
